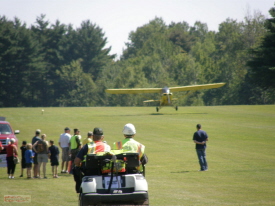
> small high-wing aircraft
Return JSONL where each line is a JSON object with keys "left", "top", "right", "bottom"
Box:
{"left": 105, "top": 83, "right": 226, "bottom": 112}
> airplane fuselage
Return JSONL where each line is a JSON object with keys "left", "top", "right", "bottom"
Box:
{"left": 160, "top": 93, "right": 173, "bottom": 106}
{"left": 159, "top": 87, "right": 174, "bottom": 106}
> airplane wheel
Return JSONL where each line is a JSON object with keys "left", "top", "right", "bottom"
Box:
{"left": 156, "top": 107, "right": 159, "bottom": 112}
{"left": 175, "top": 106, "right": 178, "bottom": 111}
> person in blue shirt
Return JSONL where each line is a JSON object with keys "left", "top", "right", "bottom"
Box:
{"left": 193, "top": 124, "right": 209, "bottom": 171}
{"left": 25, "top": 143, "right": 34, "bottom": 178}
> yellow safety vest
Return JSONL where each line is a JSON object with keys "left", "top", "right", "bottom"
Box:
{"left": 70, "top": 135, "right": 79, "bottom": 149}
{"left": 113, "top": 138, "right": 145, "bottom": 171}
{"left": 114, "top": 139, "right": 145, "bottom": 159}
{"left": 83, "top": 142, "right": 96, "bottom": 162}
{"left": 83, "top": 141, "right": 110, "bottom": 162}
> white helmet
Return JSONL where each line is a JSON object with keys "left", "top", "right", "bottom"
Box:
{"left": 123, "top": 123, "right": 136, "bottom": 135}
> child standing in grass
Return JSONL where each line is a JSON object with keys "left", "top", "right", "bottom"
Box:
{"left": 25, "top": 143, "right": 34, "bottom": 178}
{"left": 20, "top": 141, "right": 27, "bottom": 177}
{"left": 48, "top": 140, "right": 60, "bottom": 178}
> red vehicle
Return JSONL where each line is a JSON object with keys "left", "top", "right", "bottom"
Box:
{"left": 0, "top": 120, "right": 20, "bottom": 154}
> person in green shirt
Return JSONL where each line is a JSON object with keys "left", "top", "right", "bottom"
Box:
{"left": 70, "top": 128, "right": 82, "bottom": 169}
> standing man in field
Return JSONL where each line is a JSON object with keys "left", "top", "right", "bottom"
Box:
{"left": 193, "top": 124, "right": 208, "bottom": 171}
{"left": 59, "top": 127, "right": 71, "bottom": 173}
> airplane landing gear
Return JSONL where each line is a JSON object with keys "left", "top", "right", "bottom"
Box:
{"left": 156, "top": 107, "right": 159, "bottom": 112}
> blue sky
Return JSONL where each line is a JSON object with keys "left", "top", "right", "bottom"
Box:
{"left": 1, "top": 0, "right": 274, "bottom": 57}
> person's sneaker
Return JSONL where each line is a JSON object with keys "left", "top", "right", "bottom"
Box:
{"left": 19, "top": 175, "right": 23, "bottom": 177}
{"left": 61, "top": 170, "right": 66, "bottom": 173}
{"left": 8, "top": 176, "right": 11, "bottom": 179}
{"left": 11, "top": 176, "right": 15, "bottom": 179}
{"left": 44, "top": 176, "right": 48, "bottom": 179}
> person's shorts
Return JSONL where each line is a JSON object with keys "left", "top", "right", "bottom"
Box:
{"left": 21, "top": 158, "right": 26, "bottom": 169}
{"left": 37, "top": 154, "right": 48, "bottom": 163}
{"left": 62, "top": 147, "right": 70, "bottom": 162}
{"left": 51, "top": 161, "right": 59, "bottom": 166}
{"left": 26, "top": 163, "right": 32, "bottom": 168}
{"left": 70, "top": 149, "right": 80, "bottom": 161}
{"left": 33, "top": 153, "right": 38, "bottom": 165}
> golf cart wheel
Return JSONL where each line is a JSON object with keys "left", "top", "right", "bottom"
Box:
{"left": 79, "top": 193, "right": 86, "bottom": 206}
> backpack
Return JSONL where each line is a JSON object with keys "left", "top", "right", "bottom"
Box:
{"left": 36, "top": 140, "right": 46, "bottom": 153}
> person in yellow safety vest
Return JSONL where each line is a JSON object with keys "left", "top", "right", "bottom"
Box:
{"left": 82, "top": 131, "right": 93, "bottom": 146}
{"left": 113, "top": 123, "right": 148, "bottom": 172}
{"left": 73, "top": 127, "right": 110, "bottom": 193}
{"left": 70, "top": 129, "right": 82, "bottom": 167}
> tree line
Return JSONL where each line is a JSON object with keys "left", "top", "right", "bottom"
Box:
{"left": 0, "top": 7, "right": 275, "bottom": 107}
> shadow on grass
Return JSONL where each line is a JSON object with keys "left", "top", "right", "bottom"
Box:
{"left": 150, "top": 113, "right": 208, "bottom": 115}
{"left": 91, "top": 113, "right": 208, "bottom": 117}
{"left": 171, "top": 171, "right": 190, "bottom": 173}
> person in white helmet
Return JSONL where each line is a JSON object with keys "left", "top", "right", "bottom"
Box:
{"left": 113, "top": 123, "right": 148, "bottom": 172}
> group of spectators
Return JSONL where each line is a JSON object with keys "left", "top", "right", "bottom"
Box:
{"left": 4, "top": 129, "right": 60, "bottom": 179}
{"left": 2, "top": 122, "right": 209, "bottom": 197}
{"left": 3, "top": 123, "right": 148, "bottom": 183}
{"left": 3, "top": 127, "right": 83, "bottom": 179}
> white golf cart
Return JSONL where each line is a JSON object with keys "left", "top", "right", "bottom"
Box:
{"left": 78, "top": 152, "right": 149, "bottom": 206}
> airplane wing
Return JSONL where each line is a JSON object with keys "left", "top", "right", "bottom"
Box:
{"left": 105, "top": 88, "right": 162, "bottom": 94}
{"left": 105, "top": 83, "right": 225, "bottom": 94}
{"left": 169, "top": 83, "right": 226, "bottom": 92}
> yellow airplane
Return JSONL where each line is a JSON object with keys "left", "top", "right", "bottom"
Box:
{"left": 105, "top": 83, "right": 226, "bottom": 112}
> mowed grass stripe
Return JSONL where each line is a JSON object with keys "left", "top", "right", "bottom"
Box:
{"left": 0, "top": 105, "right": 274, "bottom": 205}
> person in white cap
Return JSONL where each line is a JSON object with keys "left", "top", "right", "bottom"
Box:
{"left": 113, "top": 123, "right": 148, "bottom": 172}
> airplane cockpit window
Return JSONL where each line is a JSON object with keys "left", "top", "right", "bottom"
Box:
{"left": 0, "top": 124, "right": 12, "bottom": 134}
{"left": 162, "top": 87, "right": 170, "bottom": 94}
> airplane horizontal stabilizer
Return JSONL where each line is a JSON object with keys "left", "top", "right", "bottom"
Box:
{"left": 143, "top": 100, "right": 160, "bottom": 102}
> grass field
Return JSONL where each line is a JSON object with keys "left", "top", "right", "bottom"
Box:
{"left": 0, "top": 105, "right": 274, "bottom": 206}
